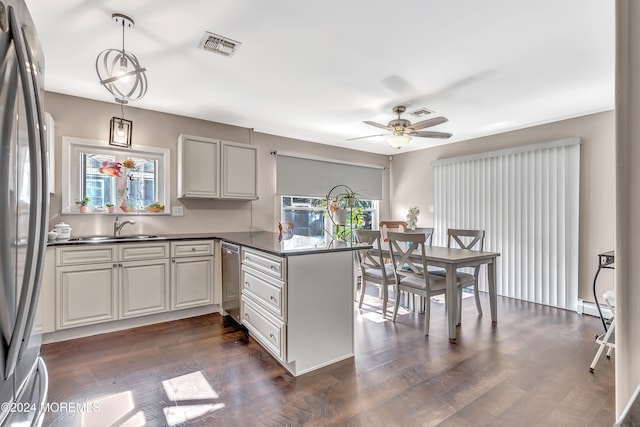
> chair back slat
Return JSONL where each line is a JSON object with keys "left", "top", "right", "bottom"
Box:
{"left": 379, "top": 220, "right": 408, "bottom": 242}
{"left": 448, "top": 228, "right": 485, "bottom": 277}
{"left": 354, "top": 229, "right": 384, "bottom": 269}
{"left": 407, "top": 227, "right": 434, "bottom": 246}
{"left": 387, "top": 231, "right": 428, "bottom": 277}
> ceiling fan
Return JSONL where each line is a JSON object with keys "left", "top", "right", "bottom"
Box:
{"left": 349, "top": 105, "right": 452, "bottom": 148}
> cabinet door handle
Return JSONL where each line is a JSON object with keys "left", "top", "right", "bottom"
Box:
{"left": 113, "top": 263, "right": 117, "bottom": 268}
{"left": 270, "top": 296, "right": 276, "bottom": 301}
{"left": 119, "top": 263, "right": 123, "bottom": 267}
{"left": 269, "top": 333, "right": 275, "bottom": 340}
{"left": 245, "top": 282, "right": 250, "bottom": 288}
{"left": 192, "top": 247, "right": 196, "bottom": 251}
{"left": 270, "top": 265, "right": 277, "bottom": 270}
{"left": 244, "top": 313, "right": 250, "bottom": 320}
{"left": 172, "top": 259, "right": 176, "bottom": 263}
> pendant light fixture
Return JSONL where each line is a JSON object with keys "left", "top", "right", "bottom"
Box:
{"left": 109, "top": 104, "right": 132, "bottom": 147}
{"left": 96, "top": 13, "right": 148, "bottom": 104}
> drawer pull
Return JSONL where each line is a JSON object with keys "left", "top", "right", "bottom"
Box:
{"left": 192, "top": 247, "right": 196, "bottom": 251}
{"left": 113, "top": 263, "right": 117, "bottom": 268}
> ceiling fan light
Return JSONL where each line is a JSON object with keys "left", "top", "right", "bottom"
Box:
{"left": 387, "top": 134, "right": 411, "bottom": 148}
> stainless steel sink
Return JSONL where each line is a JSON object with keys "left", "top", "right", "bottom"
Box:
{"left": 68, "top": 235, "right": 165, "bottom": 242}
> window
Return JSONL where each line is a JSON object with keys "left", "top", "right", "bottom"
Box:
{"left": 281, "top": 196, "right": 378, "bottom": 239}
{"left": 62, "top": 137, "right": 170, "bottom": 215}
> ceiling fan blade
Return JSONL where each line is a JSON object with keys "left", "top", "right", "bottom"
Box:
{"left": 363, "top": 120, "right": 391, "bottom": 130}
{"left": 346, "top": 133, "right": 387, "bottom": 141}
{"left": 410, "top": 130, "right": 453, "bottom": 139}
{"left": 409, "top": 116, "right": 448, "bottom": 130}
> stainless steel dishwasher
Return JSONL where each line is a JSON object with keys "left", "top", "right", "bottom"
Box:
{"left": 221, "top": 242, "right": 241, "bottom": 323}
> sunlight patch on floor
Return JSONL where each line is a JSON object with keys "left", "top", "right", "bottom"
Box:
{"left": 162, "top": 371, "right": 219, "bottom": 401}
{"left": 82, "top": 391, "right": 145, "bottom": 427}
{"left": 163, "top": 403, "right": 226, "bottom": 426}
{"left": 162, "top": 370, "right": 225, "bottom": 426}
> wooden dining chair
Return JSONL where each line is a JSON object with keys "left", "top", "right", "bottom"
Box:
{"left": 379, "top": 220, "right": 408, "bottom": 242}
{"left": 353, "top": 229, "right": 395, "bottom": 318}
{"left": 443, "top": 228, "right": 485, "bottom": 324}
{"left": 387, "top": 231, "right": 448, "bottom": 336}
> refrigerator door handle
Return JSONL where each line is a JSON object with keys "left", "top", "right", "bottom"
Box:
{"left": 3, "top": 5, "right": 45, "bottom": 379}
{"left": 0, "top": 36, "right": 19, "bottom": 379}
{"left": 16, "top": 20, "right": 48, "bottom": 362}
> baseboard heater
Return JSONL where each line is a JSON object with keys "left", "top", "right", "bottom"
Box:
{"left": 576, "top": 299, "right": 613, "bottom": 319}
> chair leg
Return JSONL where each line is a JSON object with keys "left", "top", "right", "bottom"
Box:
{"left": 358, "top": 279, "right": 367, "bottom": 308}
{"left": 473, "top": 282, "right": 483, "bottom": 315}
{"left": 381, "top": 284, "right": 388, "bottom": 319}
{"left": 392, "top": 287, "right": 401, "bottom": 322}
{"left": 424, "top": 296, "right": 431, "bottom": 336}
{"left": 457, "top": 288, "right": 463, "bottom": 325}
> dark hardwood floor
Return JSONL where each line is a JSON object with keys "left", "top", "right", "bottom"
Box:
{"left": 41, "top": 293, "right": 615, "bottom": 426}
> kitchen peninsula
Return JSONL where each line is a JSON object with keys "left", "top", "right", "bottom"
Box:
{"left": 45, "top": 231, "right": 366, "bottom": 376}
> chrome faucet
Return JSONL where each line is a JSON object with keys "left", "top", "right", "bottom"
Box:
{"left": 114, "top": 216, "right": 135, "bottom": 237}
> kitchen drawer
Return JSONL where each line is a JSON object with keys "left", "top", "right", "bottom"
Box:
{"left": 119, "top": 242, "right": 170, "bottom": 261}
{"left": 242, "top": 247, "right": 286, "bottom": 281}
{"left": 242, "top": 266, "right": 286, "bottom": 320}
{"left": 56, "top": 245, "right": 117, "bottom": 266}
{"left": 171, "top": 240, "right": 214, "bottom": 258}
{"left": 241, "top": 295, "right": 286, "bottom": 361}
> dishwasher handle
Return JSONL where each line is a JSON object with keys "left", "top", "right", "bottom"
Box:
{"left": 222, "top": 242, "right": 239, "bottom": 255}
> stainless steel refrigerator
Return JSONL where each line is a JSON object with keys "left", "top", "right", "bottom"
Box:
{"left": 0, "top": 0, "right": 49, "bottom": 425}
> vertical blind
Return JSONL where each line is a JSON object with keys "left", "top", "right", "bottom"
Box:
{"left": 433, "top": 138, "right": 581, "bottom": 310}
{"left": 275, "top": 152, "right": 383, "bottom": 199}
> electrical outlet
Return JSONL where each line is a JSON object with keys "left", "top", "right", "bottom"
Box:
{"left": 172, "top": 206, "right": 184, "bottom": 216}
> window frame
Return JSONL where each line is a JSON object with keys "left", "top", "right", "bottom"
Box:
{"left": 61, "top": 136, "right": 170, "bottom": 215}
{"left": 280, "top": 196, "right": 379, "bottom": 239}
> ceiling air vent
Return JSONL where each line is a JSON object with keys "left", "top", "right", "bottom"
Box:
{"left": 198, "top": 32, "right": 241, "bottom": 57}
{"left": 409, "top": 108, "right": 435, "bottom": 117}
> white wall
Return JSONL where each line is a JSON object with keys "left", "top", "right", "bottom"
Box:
{"left": 44, "top": 92, "right": 390, "bottom": 237}
{"left": 390, "top": 111, "right": 615, "bottom": 302}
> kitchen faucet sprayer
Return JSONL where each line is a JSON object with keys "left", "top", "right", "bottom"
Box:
{"left": 114, "top": 216, "right": 136, "bottom": 237}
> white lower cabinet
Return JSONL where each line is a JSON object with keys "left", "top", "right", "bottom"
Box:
{"left": 171, "top": 241, "right": 215, "bottom": 310}
{"left": 171, "top": 256, "right": 214, "bottom": 309}
{"left": 120, "top": 258, "right": 171, "bottom": 318}
{"left": 241, "top": 248, "right": 288, "bottom": 363}
{"left": 241, "top": 295, "right": 286, "bottom": 360}
{"left": 56, "top": 262, "right": 117, "bottom": 329}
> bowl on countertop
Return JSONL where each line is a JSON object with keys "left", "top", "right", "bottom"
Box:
{"left": 48, "top": 231, "right": 58, "bottom": 242}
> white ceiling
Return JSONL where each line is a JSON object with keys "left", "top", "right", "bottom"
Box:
{"left": 27, "top": 0, "right": 615, "bottom": 155}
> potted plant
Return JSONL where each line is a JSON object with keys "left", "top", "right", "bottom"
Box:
{"left": 106, "top": 202, "right": 115, "bottom": 213}
{"left": 338, "top": 189, "right": 360, "bottom": 208}
{"left": 75, "top": 196, "right": 90, "bottom": 213}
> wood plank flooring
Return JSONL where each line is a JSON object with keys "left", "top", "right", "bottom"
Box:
{"left": 41, "top": 293, "right": 615, "bottom": 426}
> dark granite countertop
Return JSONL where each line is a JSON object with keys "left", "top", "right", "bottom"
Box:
{"left": 48, "top": 231, "right": 368, "bottom": 257}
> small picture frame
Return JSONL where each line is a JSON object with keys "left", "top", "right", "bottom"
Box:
{"left": 109, "top": 117, "right": 132, "bottom": 147}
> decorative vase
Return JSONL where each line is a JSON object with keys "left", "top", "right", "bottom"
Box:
{"left": 79, "top": 206, "right": 88, "bottom": 213}
{"left": 107, "top": 206, "right": 115, "bottom": 213}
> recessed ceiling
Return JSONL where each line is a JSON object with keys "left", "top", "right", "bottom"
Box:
{"left": 27, "top": 0, "right": 614, "bottom": 155}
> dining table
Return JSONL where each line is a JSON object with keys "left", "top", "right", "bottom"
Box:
{"left": 379, "top": 244, "right": 501, "bottom": 341}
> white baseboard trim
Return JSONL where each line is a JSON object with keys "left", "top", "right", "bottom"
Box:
{"left": 576, "top": 299, "right": 613, "bottom": 319}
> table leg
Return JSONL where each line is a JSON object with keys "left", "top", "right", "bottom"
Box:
{"left": 488, "top": 258, "right": 497, "bottom": 323}
{"left": 447, "top": 264, "right": 457, "bottom": 341}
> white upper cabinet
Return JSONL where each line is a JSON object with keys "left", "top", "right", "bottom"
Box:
{"left": 177, "top": 135, "right": 220, "bottom": 198}
{"left": 221, "top": 142, "right": 258, "bottom": 199}
{"left": 178, "top": 134, "right": 258, "bottom": 200}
